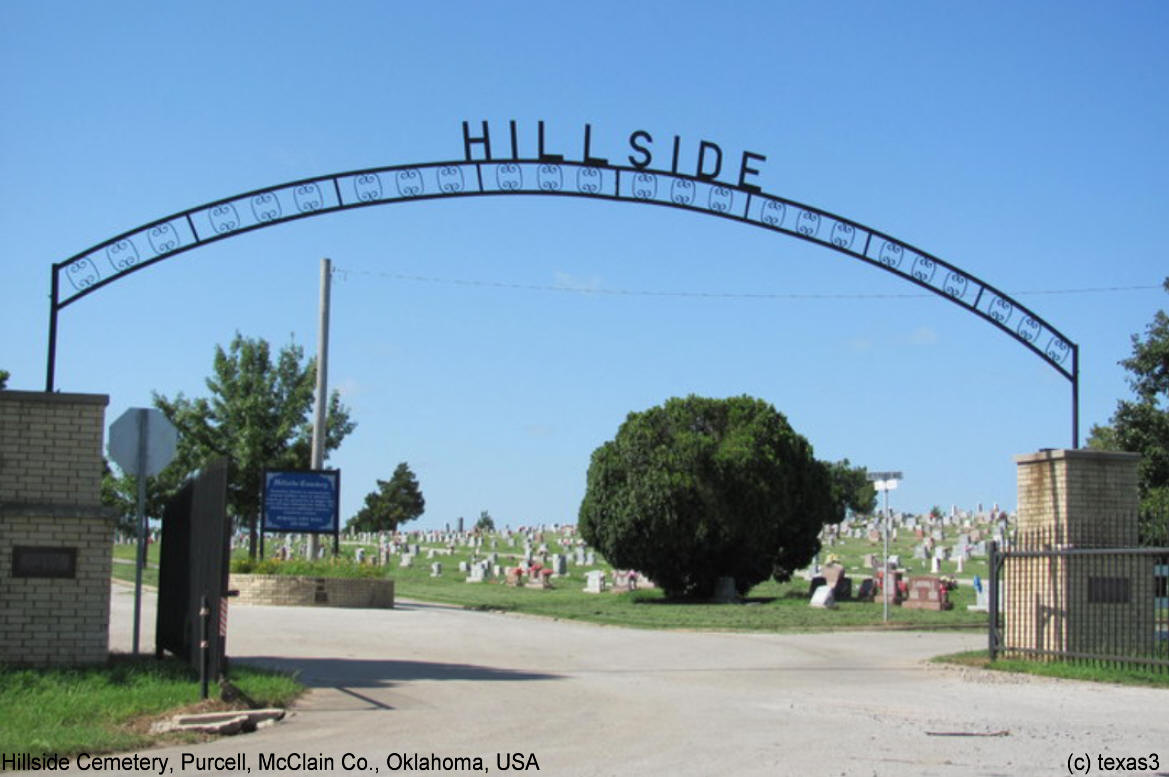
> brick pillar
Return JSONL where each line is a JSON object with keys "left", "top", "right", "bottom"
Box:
{"left": 0, "top": 391, "right": 114, "bottom": 665}
{"left": 1015, "top": 449, "right": 1141, "bottom": 547}
{"left": 1009, "top": 449, "right": 1146, "bottom": 660}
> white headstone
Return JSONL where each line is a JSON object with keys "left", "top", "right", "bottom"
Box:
{"left": 809, "top": 584, "right": 836, "bottom": 608}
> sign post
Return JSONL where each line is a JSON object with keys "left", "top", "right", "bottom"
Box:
{"left": 868, "top": 471, "right": 903, "bottom": 623}
{"left": 108, "top": 407, "right": 178, "bottom": 654}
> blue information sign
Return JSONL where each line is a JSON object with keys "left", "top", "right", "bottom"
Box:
{"left": 262, "top": 469, "right": 340, "bottom": 533}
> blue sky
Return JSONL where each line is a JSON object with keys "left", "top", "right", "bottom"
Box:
{"left": 2, "top": 2, "right": 1166, "bottom": 530}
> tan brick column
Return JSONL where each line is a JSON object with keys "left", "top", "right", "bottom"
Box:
{"left": 1008, "top": 449, "right": 1146, "bottom": 660}
{"left": 1, "top": 391, "right": 114, "bottom": 665}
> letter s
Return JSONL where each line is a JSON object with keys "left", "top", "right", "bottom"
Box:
{"left": 628, "top": 130, "right": 653, "bottom": 169}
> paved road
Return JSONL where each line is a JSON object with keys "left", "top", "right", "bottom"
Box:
{"left": 49, "top": 585, "right": 1169, "bottom": 776}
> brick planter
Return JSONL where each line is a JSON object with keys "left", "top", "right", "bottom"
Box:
{"left": 229, "top": 574, "right": 394, "bottom": 609}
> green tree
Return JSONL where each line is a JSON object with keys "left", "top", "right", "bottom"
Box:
{"left": 1090, "top": 278, "right": 1169, "bottom": 543}
{"left": 578, "top": 395, "right": 838, "bottom": 599}
{"left": 826, "top": 459, "right": 877, "bottom": 517}
{"left": 0, "top": 369, "right": 9, "bottom": 389}
{"left": 346, "top": 462, "right": 425, "bottom": 533}
{"left": 475, "top": 510, "right": 495, "bottom": 532}
{"left": 100, "top": 459, "right": 184, "bottom": 535}
{"left": 154, "top": 333, "right": 355, "bottom": 557}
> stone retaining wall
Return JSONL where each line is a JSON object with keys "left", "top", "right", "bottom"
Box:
{"left": 229, "top": 574, "right": 394, "bottom": 608}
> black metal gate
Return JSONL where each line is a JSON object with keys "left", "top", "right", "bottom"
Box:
{"left": 989, "top": 532, "right": 1169, "bottom": 670}
{"left": 155, "top": 458, "right": 233, "bottom": 686}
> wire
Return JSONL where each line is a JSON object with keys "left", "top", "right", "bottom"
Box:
{"left": 332, "top": 267, "right": 1160, "bottom": 301}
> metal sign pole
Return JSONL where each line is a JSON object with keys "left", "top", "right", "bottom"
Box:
{"left": 867, "top": 471, "right": 902, "bottom": 624}
{"left": 132, "top": 409, "right": 147, "bottom": 654}
{"left": 883, "top": 488, "right": 890, "bottom": 622}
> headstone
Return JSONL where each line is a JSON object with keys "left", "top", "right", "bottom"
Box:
{"left": 400, "top": 553, "right": 413, "bottom": 568}
{"left": 930, "top": 556, "right": 941, "bottom": 574}
{"left": 712, "top": 576, "right": 739, "bottom": 603}
{"left": 355, "top": 547, "right": 365, "bottom": 564}
{"left": 583, "top": 570, "right": 606, "bottom": 594}
{"left": 809, "top": 584, "right": 836, "bottom": 609}
{"left": 430, "top": 562, "right": 442, "bottom": 577}
{"left": 467, "top": 565, "right": 486, "bottom": 583}
{"left": 902, "top": 576, "right": 952, "bottom": 611}
{"left": 856, "top": 578, "right": 876, "bottom": 601}
{"left": 550, "top": 554, "right": 568, "bottom": 577}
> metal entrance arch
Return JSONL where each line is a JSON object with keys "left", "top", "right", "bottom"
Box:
{"left": 45, "top": 154, "right": 1080, "bottom": 445}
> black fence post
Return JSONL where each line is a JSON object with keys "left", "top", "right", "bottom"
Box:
{"left": 199, "top": 594, "right": 209, "bottom": 700}
{"left": 988, "top": 540, "right": 999, "bottom": 662}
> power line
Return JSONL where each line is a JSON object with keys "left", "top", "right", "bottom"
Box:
{"left": 333, "top": 267, "right": 1159, "bottom": 301}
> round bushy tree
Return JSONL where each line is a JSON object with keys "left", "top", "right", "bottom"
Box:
{"left": 578, "top": 395, "right": 838, "bottom": 599}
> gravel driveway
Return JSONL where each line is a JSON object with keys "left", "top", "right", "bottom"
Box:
{"left": 67, "top": 585, "right": 1169, "bottom": 776}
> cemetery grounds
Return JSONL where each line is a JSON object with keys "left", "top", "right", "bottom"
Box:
{"left": 112, "top": 524, "right": 990, "bottom": 632}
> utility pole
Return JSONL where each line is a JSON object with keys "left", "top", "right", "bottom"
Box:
{"left": 308, "top": 258, "right": 332, "bottom": 560}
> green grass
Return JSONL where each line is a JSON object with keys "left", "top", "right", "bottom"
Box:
{"left": 385, "top": 555, "right": 986, "bottom": 631}
{"left": 933, "top": 649, "right": 1169, "bottom": 687}
{"left": 114, "top": 530, "right": 991, "bottom": 632}
{"left": 0, "top": 656, "right": 303, "bottom": 757}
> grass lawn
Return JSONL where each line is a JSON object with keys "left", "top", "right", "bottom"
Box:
{"left": 0, "top": 655, "right": 303, "bottom": 757}
{"left": 113, "top": 530, "right": 991, "bottom": 632}
{"left": 933, "top": 650, "right": 1169, "bottom": 688}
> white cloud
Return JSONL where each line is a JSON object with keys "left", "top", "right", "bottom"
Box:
{"left": 909, "top": 327, "right": 939, "bottom": 346}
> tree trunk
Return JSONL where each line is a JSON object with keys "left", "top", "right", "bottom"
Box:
{"left": 248, "top": 513, "right": 258, "bottom": 559}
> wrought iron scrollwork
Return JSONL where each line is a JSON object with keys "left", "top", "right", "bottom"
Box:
{"left": 437, "top": 166, "right": 465, "bottom": 193}
{"left": 251, "top": 193, "right": 282, "bottom": 222}
{"left": 911, "top": 255, "right": 936, "bottom": 284}
{"left": 496, "top": 163, "right": 522, "bottom": 191}
{"left": 65, "top": 258, "right": 100, "bottom": 292}
{"left": 831, "top": 222, "right": 855, "bottom": 249}
{"left": 760, "top": 199, "right": 785, "bottom": 227}
{"left": 208, "top": 204, "right": 240, "bottom": 234}
{"left": 1046, "top": 337, "right": 1071, "bottom": 364}
{"left": 708, "top": 186, "right": 733, "bottom": 213}
{"left": 46, "top": 152, "right": 1079, "bottom": 443}
{"left": 797, "top": 210, "right": 820, "bottom": 237}
{"left": 396, "top": 169, "right": 424, "bottom": 197}
{"left": 537, "top": 164, "right": 563, "bottom": 191}
{"left": 148, "top": 223, "right": 180, "bottom": 255}
{"left": 632, "top": 172, "right": 657, "bottom": 199}
{"left": 671, "top": 179, "right": 695, "bottom": 205}
{"left": 989, "top": 296, "right": 1013, "bottom": 323}
{"left": 1017, "top": 316, "right": 1041, "bottom": 343}
{"left": 576, "top": 167, "right": 602, "bottom": 193}
{"left": 295, "top": 183, "right": 325, "bottom": 212}
{"left": 106, "top": 240, "right": 138, "bottom": 272}
{"left": 354, "top": 173, "right": 383, "bottom": 202}
{"left": 879, "top": 241, "right": 903, "bottom": 269}
{"left": 943, "top": 270, "right": 968, "bottom": 298}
